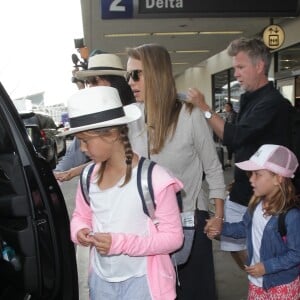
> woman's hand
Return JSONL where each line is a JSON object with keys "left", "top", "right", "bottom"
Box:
{"left": 204, "top": 217, "right": 223, "bottom": 240}
{"left": 54, "top": 170, "right": 74, "bottom": 182}
{"left": 54, "top": 165, "right": 85, "bottom": 182}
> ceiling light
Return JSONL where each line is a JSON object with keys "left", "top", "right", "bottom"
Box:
{"left": 153, "top": 32, "right": 198, "bottom": 36}
{"left": 104, "top": 33, "right": 151, "bottom": 37}
{"left": 175, "top": 50, "right": 210, "bottom": 53}
{"left": 104, "top": 31, "right": 243, "bottom": 38}
{"left": 283, "top": 47, "right": 300, "bottom": 51}
{"left": 172, "top": 62, "right": 189, "bottom": 65}
{"left": 199, "top": 31, "right": 243, "bottom": 35}
{"left": 280, "top": 59, "right": 297, "bottom": 62}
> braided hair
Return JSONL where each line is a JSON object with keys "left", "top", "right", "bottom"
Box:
{"left": 93, "top": 125, "right": 134, "bottom": 187}
{"left": 119, "top": 125, "right": 134, "bottom": 186}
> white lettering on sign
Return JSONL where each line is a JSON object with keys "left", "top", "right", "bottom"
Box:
{"left": 109, "top": 0, "right": 126, "bottom": 12}
{"left": 146, "top": 0, "right": 183, "bottom": 9}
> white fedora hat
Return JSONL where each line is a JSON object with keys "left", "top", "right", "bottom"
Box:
{"left": 75, "top": 53, "right": 126, "bottom": 79}
{"left": 59, "top": 86, "right": 141, "bottom": 136}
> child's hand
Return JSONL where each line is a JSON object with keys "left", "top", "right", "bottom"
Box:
{"left": 77, "top": 228, "right": 94, "bottom": 247}
{"left": 92, "top": 233, "right": 112, "bottom": 255}
{"left": 244, "top": 263, "right": 266, "bottom": 277}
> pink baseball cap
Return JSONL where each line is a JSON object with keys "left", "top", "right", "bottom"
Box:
{"left": 235, "top": 144, "right": 299, "bottom": 178}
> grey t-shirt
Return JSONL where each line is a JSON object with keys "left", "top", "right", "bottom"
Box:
{"left": 54, "top": 137, "right": 89, "bottom": 172}
{"left": 129, "top": 103, "right": 225, "bottom": 212}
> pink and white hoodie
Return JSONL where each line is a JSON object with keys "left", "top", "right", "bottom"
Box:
{"left": 71, "top": 160, "right": 184, "bottom": 300}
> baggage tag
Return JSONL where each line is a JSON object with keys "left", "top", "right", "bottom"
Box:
{"left": 180, "top": 211, "right": 195, "bottom": 228}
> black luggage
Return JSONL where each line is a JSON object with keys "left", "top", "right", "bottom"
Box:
{"left": 216, "top": 146, "right": 225, "bottom": 170}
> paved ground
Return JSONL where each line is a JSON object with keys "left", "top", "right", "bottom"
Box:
{"left": 60, "top": 146, "right": 249, "bottom": 300}
{"left": 214, "top": 160, "right": 248, "bottom": 300}
{"left": 214, "top": 238, "right": 248, "bottom": 300}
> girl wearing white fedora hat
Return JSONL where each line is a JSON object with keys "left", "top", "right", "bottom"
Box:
{"left": 67, "top": 86, "right": 184, "bottom": 300}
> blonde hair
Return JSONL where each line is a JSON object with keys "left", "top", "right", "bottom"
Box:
{"left": 127, "top": 44, "right": 193, "bottom": 154}
{"left": 84, "top": 125, "right": 133, "bottom": 187}
{"left": 248, "top": 174, "right": 298, "bottom": 216}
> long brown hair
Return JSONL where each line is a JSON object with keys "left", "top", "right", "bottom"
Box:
{"left": 85, "top": 125, "right": 133, "bottom": 187}
{"left": 127, "top": 44, "right": 192, "bottom": 154}
{"left": 248, "top": 174, "right": 299, "bottom": 216}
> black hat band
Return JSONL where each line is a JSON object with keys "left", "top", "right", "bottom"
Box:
{"left": 70, "top": 107, "right": 125, "bottom": 128}
{"left": 88, "top": 66, "right": 124, "bottom": 71}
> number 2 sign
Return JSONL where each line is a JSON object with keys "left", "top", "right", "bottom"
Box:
{"left": 101, "top": 0, "right": 133, "bottom": 19}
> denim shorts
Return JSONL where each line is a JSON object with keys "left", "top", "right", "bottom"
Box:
{"left": 220, "top": 196, "right": 247, "bottom": 251}
{"left": 89, "top": 269, "right": 152, "bottom": 300}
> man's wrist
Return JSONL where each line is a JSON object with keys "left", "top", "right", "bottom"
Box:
{"left": 204, "top": 108, "right": 215, "bottom": 120}
{"left": 195, "top": 101, "right": 211, "bottom": 112}
{"left": 202, "top": 104, "right": 211, "bottom": 112}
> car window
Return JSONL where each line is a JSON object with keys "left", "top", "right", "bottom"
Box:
{"left": 0, "top": 109, "right": 45, "bottom": 296}
{"left": 35, "top": 113, "right": 57, "bottom": 129}
{"left": 0, "top": 130, "right": 14, "bottom": 154}
{"left": 0, "top": 122, "right": 14, "bottom": 194}
{"left": 21, "top": 113, "right": 57, "bottom": 129}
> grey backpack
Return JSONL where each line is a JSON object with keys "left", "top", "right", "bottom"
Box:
{"left": 80, "top": 156, "right": 194, "bottom": 266}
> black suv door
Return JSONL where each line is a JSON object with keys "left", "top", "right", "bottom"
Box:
{"left": 0, "top": 83, "right": 78, "bottom": 299}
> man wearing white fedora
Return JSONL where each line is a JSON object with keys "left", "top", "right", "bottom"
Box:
{"left": 76, "top": 53, "right": 127, "bottom": 79}
{"left": 54, "top": 53, "right": 135, "bottom": 181}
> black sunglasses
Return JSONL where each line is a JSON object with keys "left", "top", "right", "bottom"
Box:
{"left": 85, "top": 76, "right": 98, "bottom": 86}
{"left": 125, "top": 70, "right": 142, "bottom": 82}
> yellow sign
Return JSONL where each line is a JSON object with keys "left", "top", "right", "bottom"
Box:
{"left": 263, "top": 25, "right": 285, "bottom": 49}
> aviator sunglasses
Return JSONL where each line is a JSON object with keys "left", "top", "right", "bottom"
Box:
{"left": 125, "top": 69, "right": 142, "bottom": 82}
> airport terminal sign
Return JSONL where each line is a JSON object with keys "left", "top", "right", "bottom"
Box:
{"left": 138, "top": 0, "right": 300, "bottom": 17}
{"left": 101, "top": 0, "right": 300, "bottom": 19}
{"left": 101, "top": 0, "right": 133, "bottom": 19}
{"left": 263, "top": 25, "right": 285, "bottom": 50}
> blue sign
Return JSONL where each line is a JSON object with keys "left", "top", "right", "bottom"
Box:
{"left": 101, "top": 0, "right": 133, "bottom": 19}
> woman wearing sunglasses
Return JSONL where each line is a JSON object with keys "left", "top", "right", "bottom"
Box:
{"left": 126, "top": 44, "right": 225, "bottom": 300}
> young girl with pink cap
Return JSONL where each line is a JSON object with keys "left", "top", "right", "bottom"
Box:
{"left": 216, "top": 144, "right": 300, "bottom": 299}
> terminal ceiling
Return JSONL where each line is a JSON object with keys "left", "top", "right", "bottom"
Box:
{"left": 79, "top": 2, "right": 296, "bottom": 76}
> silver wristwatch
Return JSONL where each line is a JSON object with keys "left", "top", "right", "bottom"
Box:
{"left": 204, "top": 110, "right": 213, "bottom": 119}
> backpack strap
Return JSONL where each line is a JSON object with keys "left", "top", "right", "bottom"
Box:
{"left": 80, "top": 162, "right": 96, "bottom": 206}
{"left": 278, "top": 207, "right": 296, "bottom": 238}
{"left": 278, "top": 211, "right": 288, "bottom": 238}
{"left": 137, "top": 157, "right": 156, "bottom": 220}
{"left": 80, "top": 158, "right": 158, "bottom": 219}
